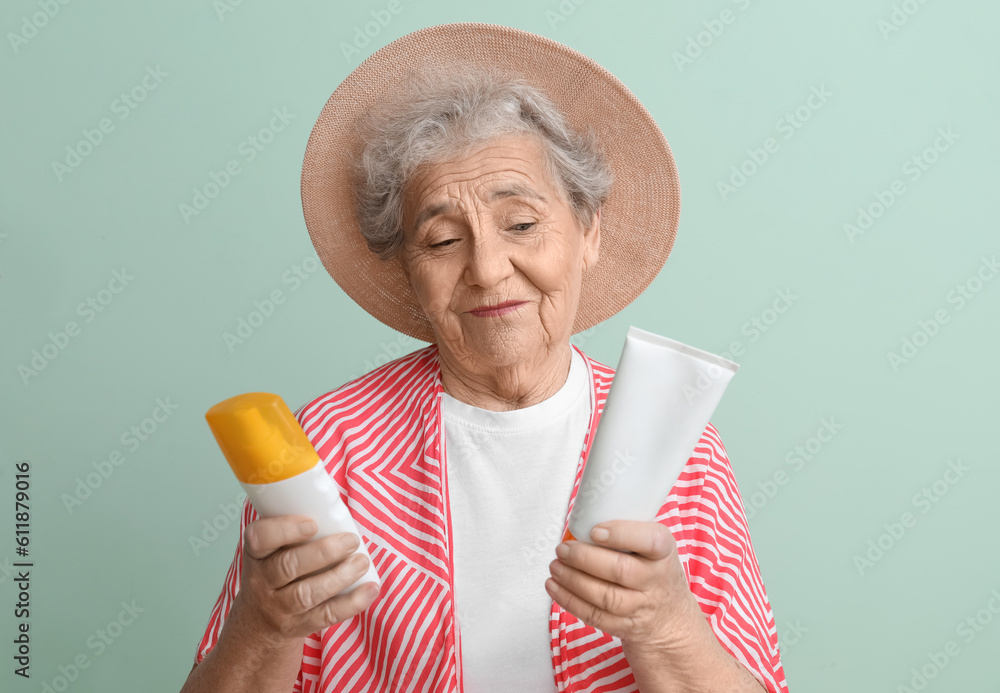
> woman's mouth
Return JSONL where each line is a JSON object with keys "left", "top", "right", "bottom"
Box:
{"left": 468, "top": 300, "right": 527, "bottom": 317}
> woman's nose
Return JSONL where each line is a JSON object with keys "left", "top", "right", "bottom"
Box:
{"left": 462, "top": 229, "right": 513, "bottom": 289}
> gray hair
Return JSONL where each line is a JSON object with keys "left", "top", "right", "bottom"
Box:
{"left": 352, "top": 65, "right": 614, "bottom": 260}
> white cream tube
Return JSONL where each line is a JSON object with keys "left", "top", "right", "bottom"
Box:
{"left": 566, "top": 326, "right": 739, "bottom": 545}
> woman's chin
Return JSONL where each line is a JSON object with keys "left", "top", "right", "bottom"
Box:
{"left": 448, "top": 322, "right": 549, "bottom": 368}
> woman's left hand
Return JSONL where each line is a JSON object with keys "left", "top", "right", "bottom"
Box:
{"left": 545, "top": 519, "right": 704, "bottom": 654}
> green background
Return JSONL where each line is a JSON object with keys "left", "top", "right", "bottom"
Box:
{"left": 2, "top": 0, "right": 998, "bottom": 690}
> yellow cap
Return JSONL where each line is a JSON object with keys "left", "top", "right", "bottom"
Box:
{"left": 205, "top": 392, "right": 320, "bottom": 485}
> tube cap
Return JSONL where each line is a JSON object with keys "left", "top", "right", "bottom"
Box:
{"left": 205, "top": 392, "right": 320, "bottom": 485}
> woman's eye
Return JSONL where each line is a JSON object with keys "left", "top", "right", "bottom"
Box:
{"left": 510, "top": 222, "right": 535, "bottom": 232}
{"left": 430, "top": 239, "right": 457, "bottom": 248}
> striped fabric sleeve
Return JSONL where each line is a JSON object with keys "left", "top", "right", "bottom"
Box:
{"left": 191, "top": 496, "right": 308, "bottom": 691}
{"left": 663, "top": 424, "right": 789, "bottom": 693}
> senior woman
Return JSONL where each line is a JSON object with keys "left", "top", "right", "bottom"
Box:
{"left": 182, "top": 24, "right": 786, "bottom": 693}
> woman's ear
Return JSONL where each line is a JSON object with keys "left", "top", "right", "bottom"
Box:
{"left": 582, "top": 207, "right": 601, "bottom": 272}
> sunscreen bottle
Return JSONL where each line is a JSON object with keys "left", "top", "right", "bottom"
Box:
{"left": 205, "top": 392, "right": 380, "bottom": 594}
{"left": 564, "top": 327, "right": 738, "bottom": 544}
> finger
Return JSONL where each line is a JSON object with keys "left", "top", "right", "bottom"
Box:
{"left": 244, "top": 515, "right": 318, "bottom": 560}
{"left": 304, "top": 581, "right": 381, "bottom": 633}
{"left": 549, "top": 557, "right": 640, "bottom": 617}
{"left": 276, "top": 553, "right": 375, "bottom": 616}
{"left": 265, "top": 532, "right": 362, "bottom": 588}
{"left": 588, "top": 520, "right": 676, "bottom": 561}
{"left": 555, "top": 540, "right": 652, "bottom": 590}
{"left": 545, "top": 577, "right": 630, "bottom": 637}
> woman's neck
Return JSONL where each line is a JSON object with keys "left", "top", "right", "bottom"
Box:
{"left": 437, "top": 342, "right": 573, "bottom": 411}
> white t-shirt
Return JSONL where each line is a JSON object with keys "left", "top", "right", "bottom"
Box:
{"left": 442, "top": 347, "right": 592, "bottom": 693}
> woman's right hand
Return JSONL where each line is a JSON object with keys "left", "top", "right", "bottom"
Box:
{"left": 231, "top": 515, "right": 379, "bottom": 643}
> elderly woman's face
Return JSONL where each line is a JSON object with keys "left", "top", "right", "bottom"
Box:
{"left": 399, "top": 134, "right": 600, "bottom": 368}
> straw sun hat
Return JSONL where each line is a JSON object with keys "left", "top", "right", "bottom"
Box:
{"left": 300, "top": 22, "right": 680, "bottom": 344}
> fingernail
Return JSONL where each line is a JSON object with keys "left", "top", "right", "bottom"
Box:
{"left": 341, "top": 534, "right": 360, "bottom": 550}
{"left": 299, "top": 520, "right": 317, "bottom": 536}
{"left": 591, "top": 527, "right": 609, "bottom": 541}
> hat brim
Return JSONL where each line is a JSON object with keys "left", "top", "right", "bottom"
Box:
{"left": 301, "top": 22, "right": 680, "bottom": 344}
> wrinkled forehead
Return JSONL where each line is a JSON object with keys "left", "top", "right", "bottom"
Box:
{"left": 401, "top": 134, "right": 563, "bottom": 221}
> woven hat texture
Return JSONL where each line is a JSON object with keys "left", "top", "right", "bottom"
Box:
{"left": 301, "top": 22, "right": 680, "bottom": 343}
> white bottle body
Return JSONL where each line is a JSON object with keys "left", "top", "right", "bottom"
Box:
{"left": 567, "top": 327, "right": 738, "bottom": 544}
{"left": 241, "top": 460, "right": 380, "bottom": 594}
